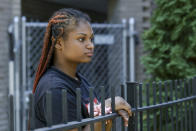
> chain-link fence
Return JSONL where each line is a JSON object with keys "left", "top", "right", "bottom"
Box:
{"left": 8, "top": 16, "right": 136, "bottom": 131}
{"left": 26, "top": 22, "right": 126, "bottom": 98}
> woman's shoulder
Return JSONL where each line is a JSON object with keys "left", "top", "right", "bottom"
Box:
{"left": 34, "top": 68, "right": 73, "bottom": 103}
{"left": 38, "top": 68, "right": 64, "bottom": 88}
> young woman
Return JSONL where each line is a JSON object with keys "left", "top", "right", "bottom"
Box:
{"left": 32, "top": 8, "right": 132, "bottom": 131}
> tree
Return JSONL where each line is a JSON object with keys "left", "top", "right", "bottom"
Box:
{"left": 141, "top": 0, "right": 196, "bottom": 80}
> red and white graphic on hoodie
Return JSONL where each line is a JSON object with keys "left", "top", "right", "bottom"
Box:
{"left": 85, "top": 98, "right": 112, "bottom": 117}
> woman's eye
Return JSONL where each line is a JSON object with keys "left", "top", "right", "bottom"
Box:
{"left": 90, "top": 37, "right": 94, "bottom": 43}
{"left": 78, "top": 38, "right": 85, "bottom": 42}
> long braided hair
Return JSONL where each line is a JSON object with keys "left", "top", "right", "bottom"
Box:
{"left": 32, "top": 8, "right": 90, "bottom": 93}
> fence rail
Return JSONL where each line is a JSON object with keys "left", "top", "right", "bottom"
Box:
{"left": 8, "top": 77, "right": 196, "bottom": 131}
{"left": 127, "top": 78, "right": 196, "bottom": 131}
{"left": 10, "top": 86, "right": 125, "bottom": 131}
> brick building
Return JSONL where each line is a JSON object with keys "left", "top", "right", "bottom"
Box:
{"left": 0, "top": 0, "right": 153, "bottom": 130}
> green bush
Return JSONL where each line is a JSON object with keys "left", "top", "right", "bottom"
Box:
{"left": 141, "top": 0, "right": 196, "bottom": 81}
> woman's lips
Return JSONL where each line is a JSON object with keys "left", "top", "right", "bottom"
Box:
{"left": 85, "top": 52, "right": 94, "bottom": 57}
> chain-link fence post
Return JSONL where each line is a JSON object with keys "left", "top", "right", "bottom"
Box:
{"left": 13, "top": 16, "right": 21, "bottom": 131}
{"left": 193, "top": 77, "right": 196, "bottom": 131}
{"left": 127, "top": 82, "right": 138, "bottom": 131}
{"left": 8, "top": 22, "right": 14, "bottom": 96}
{"left": 122, "top": 19, "right": 128, "bottom": 101}
{"left": 8, "top": 18, "right": 15, "bottom": 131}
{"left": 21, "top": 16, "right": 27, "bottom": 131}
{"left": 8, "top": 94, "right": 14, "bottom": 131}
{"left": 128, "top": 18, "right": 135, "bottom": 82}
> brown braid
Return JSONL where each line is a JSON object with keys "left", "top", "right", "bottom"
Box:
{"left": 32, "top": 8, "right": 90, "bottom": 93}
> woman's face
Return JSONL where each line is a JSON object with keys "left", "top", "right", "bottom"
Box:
{"left": 59, "top": 21, "right": 94, "bottom": 64}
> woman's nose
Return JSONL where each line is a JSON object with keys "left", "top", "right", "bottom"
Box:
{"left": 86, "top": 42, "right": 94, "bottom": 50}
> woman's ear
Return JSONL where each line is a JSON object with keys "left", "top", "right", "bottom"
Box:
{"left": 55, "top": 38, "right": 63, "bottom": 50}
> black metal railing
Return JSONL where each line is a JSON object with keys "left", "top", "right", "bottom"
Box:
{"left": 9, "top": 86, "right": 125, "bottom": 131}
{"left": 8, "top": 77, "right": 196, "bottom": 131}
{"left": 127, "top": 77, "right": 196, "bottom": 131}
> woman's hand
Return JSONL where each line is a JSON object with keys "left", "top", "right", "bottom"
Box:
{"left": 87, "top": 96, "right": 132, "bottom": 129}
{"left": 105, "top": 96, "right": 132, "bottom": 116}
{"left": 105, "top": 96, "right": 132, "bottom": 127}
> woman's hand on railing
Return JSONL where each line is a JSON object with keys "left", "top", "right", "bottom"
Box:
{"left": 105, "top": 96, "right": 132, "bottom": 115}
{"left": 105, "top": 96, "right": 132, "bottom": 126}
{"left": 87, "top": 96, "right": 132, "bottom": 130}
